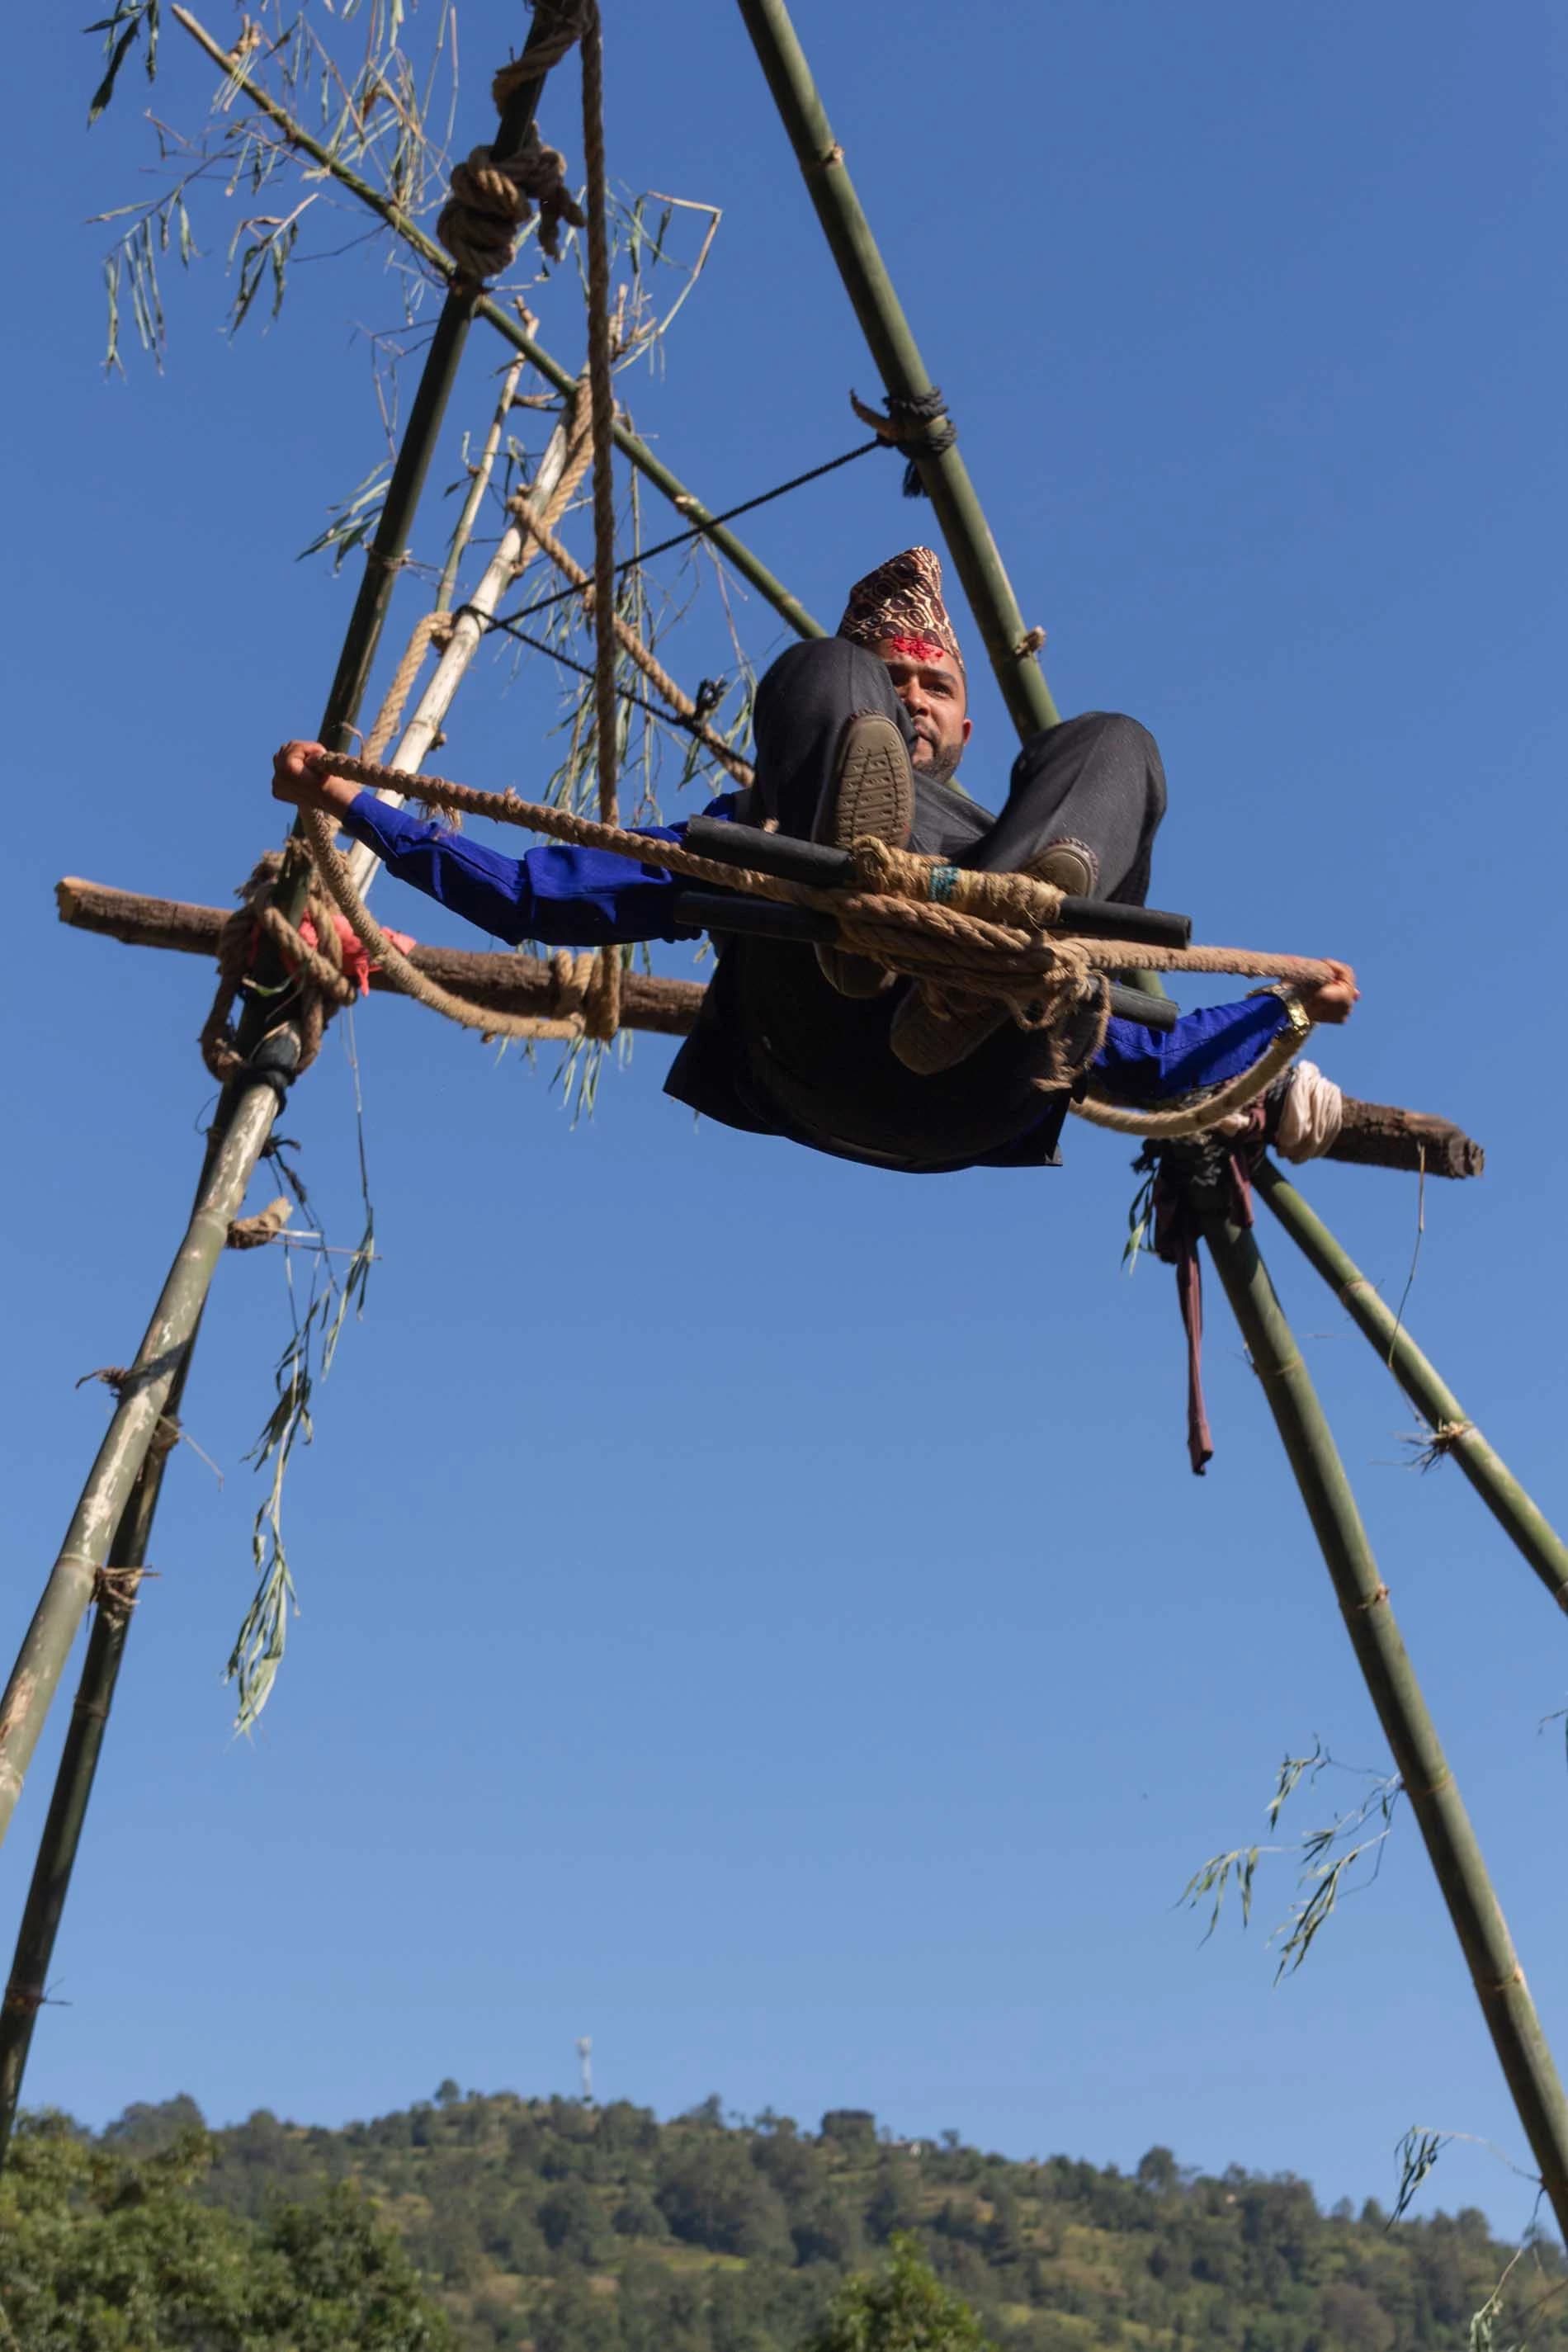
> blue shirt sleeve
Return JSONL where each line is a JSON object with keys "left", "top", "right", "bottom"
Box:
{"left": 338, "top": 792, "right": 746, "bottom": 947}
{"left": 1093, "top": 992, "right": 1289, "bottom": 1102}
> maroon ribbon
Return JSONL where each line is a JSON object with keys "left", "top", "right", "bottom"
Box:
{"left": 1150, "top": 1114, "right": 1265, "bottom": 1476}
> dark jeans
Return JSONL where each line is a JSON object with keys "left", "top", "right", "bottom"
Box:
{"left": 668, "top": 640, "right": 1168, "bottom": 1169}
{"left": 753, "top": 639, "right": 1166, "bottom": 906}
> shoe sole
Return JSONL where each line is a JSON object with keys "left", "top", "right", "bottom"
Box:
{"left": 815, "top": 716, "right": 914, "bottom": 997}
{"left": 890, "top": 991, "right": 1008, "bottom": 1074}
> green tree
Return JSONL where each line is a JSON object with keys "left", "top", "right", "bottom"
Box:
{"left": 801, "top": 2232, "right": 995, "bottom": 2352}
{"left": 0, "top": 2113, "right": 449, "bottom": 2350}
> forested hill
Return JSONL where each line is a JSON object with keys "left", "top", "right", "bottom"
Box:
{"left": 108, "top": 2087, "right": 1565, "bottom": 2352}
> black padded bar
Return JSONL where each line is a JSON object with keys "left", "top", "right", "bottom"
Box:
{"left": 669, "top": 889, "right": 835, "bottom": 943}
{"left": 1105, "top": 982, "right": 1179, "bottom": 1032}
{"left": 682, "top": 816, "right": 1190, "bottom": 947}
{"left": 1058, "top": 898, "right": 1190, "bottom": 950}
{"left": 685, "top": 815, "right": 852, "bottom": 890}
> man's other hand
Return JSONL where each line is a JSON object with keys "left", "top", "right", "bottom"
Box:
{"left": 1301, "top": 960, "right": 1358, "bottom": 1026}
{"left": 272, "top": 741, "right": 360, "bottom": 817}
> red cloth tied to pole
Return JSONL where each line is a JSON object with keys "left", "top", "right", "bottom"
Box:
{"left": 1149, "top": 1112, "right": 1265, "bottom": 1476}
{"left": 297, "top": 910, "right": 415, "bottom": 999}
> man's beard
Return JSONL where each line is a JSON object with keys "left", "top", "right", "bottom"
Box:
{"left": 911, "top": 735, "right": 963, "bottom": 790}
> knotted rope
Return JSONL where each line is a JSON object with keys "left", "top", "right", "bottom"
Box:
{"left": 199, "top": 851, "right": 359, "bottom": 1085}
{"left": 850, "top": 387, "right": 959, "bottom": 498}
{"left": 436, "top": 5, "right": 589, "bottom": 282}
{"left": 289, "top": 750, "right": 1338, "bottom": 1086}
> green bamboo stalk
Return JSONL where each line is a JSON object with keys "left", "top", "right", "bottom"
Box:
{"left": 1201, "top": 1207, "right": 1568, "bottom": 2243}
{"left": 1255, "top": 1159, "right": 1568, "bottom": 1614}
{"left": 0, "top": 1051, "right": 295, "bottom": 1850}
{"left": 733, "top": 0, "right": 1059, "bottom": 738}
{"left": 171, "top": 7, "right": 824, "bottom": 645}
{"left": 0, "top": 350, "right": 533, "bottom": 2160}
{"left": 0, "top": 1419, "right": 173, "bottom": 2165}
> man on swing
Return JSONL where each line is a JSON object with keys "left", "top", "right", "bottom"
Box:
{"left": 273, "top": 547, "right": 1355, "bottom": 1174}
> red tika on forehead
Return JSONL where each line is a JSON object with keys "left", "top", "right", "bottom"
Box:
{"left": 881, "top": 631, "right": 952, "bottom": 665}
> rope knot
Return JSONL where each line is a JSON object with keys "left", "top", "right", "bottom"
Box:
{"left": 437, "top": 139, "right": 586, "bottom": 280}
{"left": 848, "top": 386, "right": 958, "bottom": 496}
{"left": 548, "top": 949, "right": 596, "bottom": 1017}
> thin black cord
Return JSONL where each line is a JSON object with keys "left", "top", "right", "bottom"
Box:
{"left": 489, "top": 618, "right": 744, "bottom": 763}
{"left": 468, "top": 435, "right": 883, "bottom": 639}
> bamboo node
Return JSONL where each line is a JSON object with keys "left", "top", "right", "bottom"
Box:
{"left": 1346, "top": 1581, "right": 1391, "bottom": 1614}
{"left": 1014, "top": 626, "right": 1047, "bottom": 658}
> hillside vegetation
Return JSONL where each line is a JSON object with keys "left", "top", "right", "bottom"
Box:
{"left": 88, "top": 2089, "right": 1568, "bottom": 2352}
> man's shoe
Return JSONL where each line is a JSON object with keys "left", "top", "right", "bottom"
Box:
{"left": 888, "top": 840, "right": 1098, "bottom": 1074}
{"left": 812, "top": 713, "right": 914, "bottom": 998}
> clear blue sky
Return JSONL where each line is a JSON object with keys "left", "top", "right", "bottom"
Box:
{"left": 4, "top": 0, "right": 1567, "bottom": 2241}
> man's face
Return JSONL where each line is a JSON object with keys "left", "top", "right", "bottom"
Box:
{"left": 875, "top": 637, "right": 971, "bottom": 785}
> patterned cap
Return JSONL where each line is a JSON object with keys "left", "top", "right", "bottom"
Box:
{"left": 836, "top": 545, "right": 965, "bottom": 673}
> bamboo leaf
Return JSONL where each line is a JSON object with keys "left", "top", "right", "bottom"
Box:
{"left": 86, "top": 0, "right": 160, "bottom": 125}
{"left": 102, "top": 251, "right": 123, "bottom": 375}
{"left": 1390, "top": 2128, "right": 1447, "bottom": 2227}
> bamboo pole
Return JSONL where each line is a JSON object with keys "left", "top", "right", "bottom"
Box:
{"left": 1200, "top": 1207, "right": 1568, "bottom": 2243}
{"left": 733, "top": 0, "right": 1058, "bottom": 738}
{"left": 435, "top": 359, "right": 527, "bottom": 614}
{"left": 172, "top": 6, "right": 825, "bottom": 645}
{"left": 342, "top": 371, "right": 588, "bottom": 892}
{"left": 0, "top": 364, "right": 553, "bottom": 2137}
{"left": 0, "top": 1056, "right": 294, "bottom": 1849}
{"left": 0, "top": 1422, "right": 172, "bottom": 2165}
{"left": 1255, "top": 1160, "right": 1568, "bottom": 1613}
{"left": 0, "top": 19, "right": 576, "bottom": 1870}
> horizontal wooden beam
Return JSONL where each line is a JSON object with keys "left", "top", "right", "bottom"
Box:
{"left": 56, "top": 877, "right": 1486, "bottom": 1171}
{"left": 1328, "top": 1093, "right": 1483, "bottom": 1180}
{"left": 55, "top": 878, "right": 702, "bottom": 1037}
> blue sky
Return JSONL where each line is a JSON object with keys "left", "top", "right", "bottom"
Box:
{"left": 4, "top": 0, "right": 1567, "bottom": 2241}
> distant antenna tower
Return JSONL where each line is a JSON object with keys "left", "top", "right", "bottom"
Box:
{"left": 576, "top": 2037, "right": 593, "bottom": 2103}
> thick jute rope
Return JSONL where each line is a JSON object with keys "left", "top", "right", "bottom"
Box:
{"left": 437, "top": 5, "right": 589, "bottom": 284}
{"left": 579, "top": 0, "right": 621, "bottom": 1042}
{"left": 200, "top": 852, "right": 359, "bottom": 1084}
{"left": 494, "top": 1, "right": 589, "bottom": 81}
{"left": 507, "top": 497, "right": 754, "bottom": 787}
{"left": 364, "top": 609, "right": 455, "bottom": 764}
{"left": 1069, "top": 1019, "right": 1313, "bottom": 1140}
{"left": 291, "top": 752, "right": 1338, "bottom": 1074}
